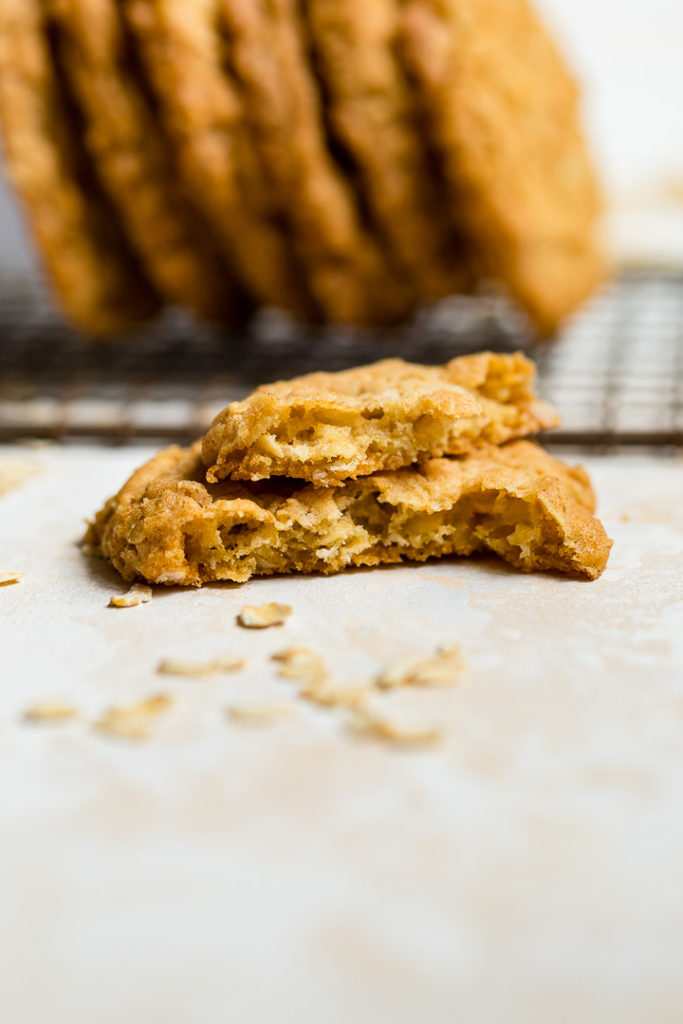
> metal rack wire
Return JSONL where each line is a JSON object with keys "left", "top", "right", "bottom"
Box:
{"left": 0, "top": 270, "right": 681, "bottom": 450}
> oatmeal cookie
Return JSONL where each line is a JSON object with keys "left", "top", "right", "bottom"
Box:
{"left": 47, "top": 0, "right": 245, "bottom": 323}
{"left": 203, "top": 353, "right": 559, "bottom": 485}
{"left": 0, "top": 0, "right": 158, "bottom": 334}
{"left": 218, "top": 0, "right": 412, "bottom": 325}
{"left": 400, "top": 0, "right": 606, "bottom": 333}
{"left": 305, "top": 0, "right": 471, "bottom": 300}
{"left": 124, "top": 0, "right": 314, "bottom": 317}
{"left": 87, "top": 440, "right": 611, "bottom": 585}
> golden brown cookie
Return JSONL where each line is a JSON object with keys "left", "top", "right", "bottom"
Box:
{"left": 0, "top": 0, "right": 159, "bottom": 334}
{"left": 124, "top": 0, "right": 314, "bottom": 318}
{"left": 305, "top": 0, "right": 471, "bottom": 301}
{"left": 400, "top": 0, "right": 606, "bottom": 334}
{"left": 86, "top": 440, "right": 612, "bottom": 585}
{"left": 47, "top": 0, "right": 246, "bottom": 324}
{"left": 218, "top": 0, "right": 413, "bottom": 325}
{"left": 203, "top": 353, "right": 559, "bottom": 485}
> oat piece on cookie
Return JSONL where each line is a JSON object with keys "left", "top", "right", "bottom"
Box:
{"left": 124, "top": 0, "right": 314, "bottom": 318}
{"left": 86, "top": 440, "right": 612, "bottom": 586}
{"left": 202, "top": 353, "right": 559, "bottom": 486}
{"left": 217, "top": 0, "right": 412, "bottom": 325}
{"left": 47, "top": 0, "right": 246, "bottom": 324}
{"left": 305, "top": 0, "right": 471, "bottom": 301}
{"left": 400, "top": 0, "right": 605, "bottom": 333}
{"left": 0, "top": 0, "right": 159, "bottom": 334}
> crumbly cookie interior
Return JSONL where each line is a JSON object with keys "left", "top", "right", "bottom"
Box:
{"left": 203, "top": 353, "right": 559, "bottom": 485}
{"left": 87, "top": 441, "right": 611, "bottom": 586}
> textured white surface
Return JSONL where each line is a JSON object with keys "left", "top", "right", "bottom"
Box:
{"left": 1, "top": 444, "right": 683, "bottom": 1024}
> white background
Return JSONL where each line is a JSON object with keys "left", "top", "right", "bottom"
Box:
{"left": 0, "top": 0, "right": 681, "bottom": 270}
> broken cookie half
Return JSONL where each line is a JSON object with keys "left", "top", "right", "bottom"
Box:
{"left": 203, "top": 352, "right": 559, "bottom": 486}
{"left": 86, "top": 440, "right": 611, "bottom": 586}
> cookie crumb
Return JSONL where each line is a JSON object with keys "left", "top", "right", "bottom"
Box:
{"left": 24, "top": 703, "right": 78, "bottom": 723}
{"left": 238, "top": 603, "right": 292, "bottom": 629}
{"left": 272, "top": 647, "right": 327, "bottom": 685}
{"left": 0, "top": 571, "right": 24, "bottom": 587}
{"left": 157, "top": 655, "right": 245, "bottom": 677}
{"left": 346, "top": 708, "right": 441, "bottom": 749}
{"left": 94, "top": 694, "right": 172, "bottom": 742}
{"left": 109, "top": 584, "right": 153, "bottom": 608}
{"left": 227, "top": 703, "right": 294, "bottom": 726}
{"left": 378, "top": 645, "right": 465, "bottom": 690}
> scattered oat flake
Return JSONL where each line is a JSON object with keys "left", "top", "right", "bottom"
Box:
{"left": 300, "top": 684, "right": 370, "bottom": 709}
{"left": 378, "top": 645, "right": 465, "bottom": 690}
{"left": 0, "top": 571, "right": 24, "bottom": 587}
{"left": 272, "top": 647, "right": 327, "bottom": 685}
{"left": 94, "top": 694, "right": 172, "bottom": 742}
{"left": 346, "top": 709, "right": 441, "bottom": 748}
{"left": 227, "top": 703, "right": 295, "bottom": 726}
{"left": 94, "top": 715, "right": 151, "bottom": 742}
{"left": 24, "top": 703, "right": 78, "bottom": 723}
{"left": 238, "top": 603, "right": 292, "bottom": 629}
{"left": 157, "top": 655, "right": 245, "bottom": 677}
{"left": 109, "top": 584, "right": 153, "bottom": 608}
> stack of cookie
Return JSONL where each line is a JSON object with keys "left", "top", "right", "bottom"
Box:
{"left": 87, "top": 353, "right": 612, "bottom": 583}
{"left": 0, "top": 0, "right": 604, "bottom": 336}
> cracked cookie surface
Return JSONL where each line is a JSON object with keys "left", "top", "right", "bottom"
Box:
{"left": 202, "top": 353, "right": 559, "bottom": 486}
{"left": 87, "top": 439, "right": 611, "bottom": 586}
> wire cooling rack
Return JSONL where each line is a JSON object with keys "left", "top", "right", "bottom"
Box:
{"left": 0, "top": 270, "right": 682, "bottom": 450}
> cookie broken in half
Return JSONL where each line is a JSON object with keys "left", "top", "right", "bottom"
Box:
{"left": 86, "top": 439, "right": 611, "bottom": 586}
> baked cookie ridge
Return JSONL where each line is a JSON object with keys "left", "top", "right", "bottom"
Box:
{"left": 399, "top": 0, "right": 606, "bottom": 333}
{"left": 202, "top": 352, "right": 559, "bottom": 486}
{"left": 0, "top": 0, "right": 159, "bottom": 334}
{"left": 86, "top": 440, "right": 612, "bottom": 586}
{"left": 47, "top": 0, "right": 246, "bottom": 324}
{"left": 124, "top": 0, "right": 314, "bottom": 318}
{"left": 218, "top": 0, "right": 413, "bottom": 326}
{"left": 305, "top": 0, "right": 472, "bottom": 301}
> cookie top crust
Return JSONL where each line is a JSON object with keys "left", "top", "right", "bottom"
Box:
{"left": 306, "top": 0, "right": 472, "bottom": 301}
{"left": 218, "top": 0, "right": 412, "bottom": 325}
{"left": 400, "top": 0, "right": 606, "bottom": 333}
{"left": 0, "top": 0, "right": 159, "bottom": 333}
{"left": 202, "top": 352, "right": 559, "bottom": 486}
{"left": 87, "top": 439, "right": 612, "bottom": 586}
{"left": 48, "top": 0, "right": 245, "bottom": 324}
{"left": 125, "top": 0, "right": 314, "bottom": 318}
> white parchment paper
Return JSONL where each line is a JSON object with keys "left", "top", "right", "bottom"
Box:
{"left": 1, "top": 445, "right": 682, "bottom": 1024}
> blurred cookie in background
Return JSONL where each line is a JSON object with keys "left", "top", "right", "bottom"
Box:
{"left": 0, "top": 0, "right": 159, "bottom": 334}
{"left": 47, "top": 0, "right": 247, "bottom": 325}
{"left": 219, "top": 0, "right": 416, "bottom": 326}
{"left": 0, "top": 0, "right": 605, "bottom": 336}
{"left": 306, "top": 0, "right": 474, "bottom": 303}
{"left": 125, "top": 0, "right": 316, "bottom": 321}
{"left": 400, "top": 0, "right": 606, "bottom": 334}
